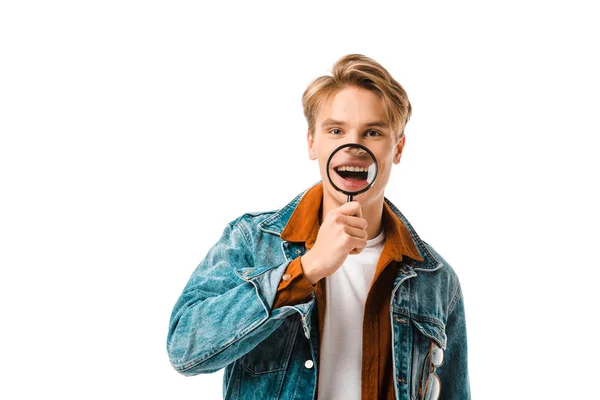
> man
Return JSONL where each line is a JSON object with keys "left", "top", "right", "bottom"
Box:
{"left": 167, "top": 54, "right": 470, "bottom": 400}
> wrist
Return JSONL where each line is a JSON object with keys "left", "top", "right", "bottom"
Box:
{"left": 300, "top": 252, "right": 320, "bottom": 285}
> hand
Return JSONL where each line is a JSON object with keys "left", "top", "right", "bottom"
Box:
{"left": 300, "top": 201, "right": 368, "bottom": 284}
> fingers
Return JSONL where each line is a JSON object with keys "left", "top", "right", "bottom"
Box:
{"left": 348, "top": 237, "right": 368, "bottom": 252}
{"left": 321, "top": 201, "right": 369, "bottom": 255}
{"left": 328, "top": 202, "right": 367, "bottom": 230}
{"left": 327, "top": 213, "right": 367, "bottom": 231}
{"left": 343, "top": 229, "right": 367, "bottom": 251}
{"left": 337, "top": 201, "right": 363, "bottom": 218}
{"left": 345, "top": 226, "right": 368, "bottom": 240}
{"left": 342, "top": 215, "right": 368, "bottom": 230}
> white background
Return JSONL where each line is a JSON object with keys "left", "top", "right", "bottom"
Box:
{"left": 1, "top": 1, "right": 599, "bottom": 399}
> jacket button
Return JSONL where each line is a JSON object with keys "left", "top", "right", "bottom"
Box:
{"left": 282, "top": 274, "right": 291, "bottom": 281}
{"left": 304, "top": 360, "right": 314, "bottom": 369}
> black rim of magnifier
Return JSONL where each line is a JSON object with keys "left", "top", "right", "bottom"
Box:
{"left": 326, "top": 143, "right": 378, "bottom": 197}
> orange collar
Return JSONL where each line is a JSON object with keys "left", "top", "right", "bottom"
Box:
{"left": 280, "top": 183, "right": 423, "bottom": 263}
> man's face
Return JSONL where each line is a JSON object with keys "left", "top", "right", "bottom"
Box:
{"left": 308, "top": 85, "right": 405, "bottom": 208}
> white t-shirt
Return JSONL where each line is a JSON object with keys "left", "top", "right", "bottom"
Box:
{"left": 317, "top": 230, "right": 386, "bottom": 400}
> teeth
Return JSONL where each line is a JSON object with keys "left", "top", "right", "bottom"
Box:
{"left": 336, "top": 165, "right": 368, "bottom": 172}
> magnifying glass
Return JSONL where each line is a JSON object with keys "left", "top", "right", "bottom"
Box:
{"left": 326, "top": 143, "right": 378, "bottom": 202}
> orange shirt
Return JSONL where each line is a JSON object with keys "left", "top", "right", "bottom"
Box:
{"left": 273, "top": 183, "right": 423, "bottom": 399}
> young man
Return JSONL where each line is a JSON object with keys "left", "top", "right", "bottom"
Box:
{"left": 167, "top": 54, "right": 470, "bottom": 400}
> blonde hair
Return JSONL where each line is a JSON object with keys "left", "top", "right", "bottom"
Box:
{"left": 302, "top": 54, "right": 411, "bottom": 139}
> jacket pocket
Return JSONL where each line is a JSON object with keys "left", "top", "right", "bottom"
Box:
{"left": 411, "top": 318, "right": 446, "bottom": 350}
{"left": 410, "top": 318, "right": 447, "bottom": 398}
{"left": 239, "top": 316, "right": 299, "bottom": 374}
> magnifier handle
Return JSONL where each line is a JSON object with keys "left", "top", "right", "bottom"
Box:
{"left": 347, "top": 194, "right": 353, "bottom": 203}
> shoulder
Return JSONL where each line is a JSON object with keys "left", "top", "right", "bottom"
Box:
{"left": 228, "top": 210, "right": 278, "bottom": 228}
{"left": 385, "top": 197, "right": 463, "bottom": 293}
{"left": 423, "top": 242, "right": 460, "bottom": 280}
{"left": 225, "top": 210, "right": 278, "bottom": 244}
{"left": 224, "top": 184, "right": 313, "bottom": 242}
{"left": 419, "top": 241, "right": 463, "bottom": 312}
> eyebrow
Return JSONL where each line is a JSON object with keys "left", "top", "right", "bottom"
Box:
{"left": 320, "top": 118, "right": 388, "bottom": 129}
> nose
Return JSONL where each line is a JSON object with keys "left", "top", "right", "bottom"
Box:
{"left": 345, "top": 146, "right": 367, "bottom": 156}
{"left": 347, "top": 131, "right": 366, "bottom": 146}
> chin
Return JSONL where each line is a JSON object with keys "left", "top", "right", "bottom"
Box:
{"left": 356, "top": 187, "right": 385, "bottom": 205}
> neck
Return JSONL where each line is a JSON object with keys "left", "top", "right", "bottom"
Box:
{"left": 321, "top": 193, "right": 384, "bottom": 240}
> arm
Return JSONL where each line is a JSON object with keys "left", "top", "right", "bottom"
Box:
{"left": 166, "top": 220, "right": 314, "bottom": 376}
{"left": 272, "top": 257, "right": 317, "bottom": 309}
{"left": 438, "top": 285, "right": 471, "bottom": 399}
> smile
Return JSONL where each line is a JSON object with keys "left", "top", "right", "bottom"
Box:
{"left": 333, "top": 165, "right": 369, "bottom": 182}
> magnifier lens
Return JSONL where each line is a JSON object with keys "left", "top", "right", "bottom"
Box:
{"left": 326, "top": 144, "right": 378, "bottom": 199}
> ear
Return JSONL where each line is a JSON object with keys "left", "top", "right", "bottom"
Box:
{"left": 393, "top": 134, "right": 406, "bottom": 164}
{"left": 307, "top": 130, "right": 317, "bottom": 160}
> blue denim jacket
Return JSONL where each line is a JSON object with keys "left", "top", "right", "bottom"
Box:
{"left": 167, "top": 185, "right": 470, "bottom": 399}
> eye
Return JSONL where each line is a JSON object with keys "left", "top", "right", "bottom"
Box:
{"left": 329, "top": 128, "right": 342, "bottom": 135}
{"left": 365, "top": 130, "right": 381, "bottom": 137}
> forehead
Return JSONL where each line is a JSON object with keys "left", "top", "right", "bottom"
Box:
{"left": 316, "top": 86, "right": 388, "bottom": 127}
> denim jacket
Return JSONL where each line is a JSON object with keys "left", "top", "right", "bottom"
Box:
{"left": 167, "top": 185, "right": 470, "bottom": 399}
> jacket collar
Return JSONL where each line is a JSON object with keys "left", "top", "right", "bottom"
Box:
{"left": 258, "top": 182, "right": 443, "bottom": 271}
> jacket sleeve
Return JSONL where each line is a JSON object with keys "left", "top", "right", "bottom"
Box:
{"left": 438, "top": 285, "right": 471, "bottom": 399}
{"left": 272, "top": 257, "right": 317, "bottom": 309}
{"left": 166, "top": 220, "right": 315, "bottom": 376}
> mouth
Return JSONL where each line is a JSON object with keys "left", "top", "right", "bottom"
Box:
{"left": 333, "top": 165, "right": 369, "bottom": 182}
